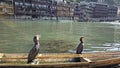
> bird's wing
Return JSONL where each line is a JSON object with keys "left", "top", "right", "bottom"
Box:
{"left": 76, "top": 43, "right": 83, "bottom": 54}
{"left": 28, "top": 46, "right": 39, "bottom": 60}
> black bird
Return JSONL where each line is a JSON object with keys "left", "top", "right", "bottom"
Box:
{"left": 72, "top": 37, "right": 84, "bottom": 62}
{"left": 27, "top": 35, "right": 40, "bottom": 64}
{"left": 76, "top": 37, "right": 84, "bottom": 54}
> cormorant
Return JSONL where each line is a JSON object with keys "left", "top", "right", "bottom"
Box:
{"left": 72, "top": 37, "right": 84, "bottom": 62}
{"left": 27, "top": 35, "right": 40, "bottom": 64}
{"left": 76, "top": 37, "right": 84, "bottom": 54}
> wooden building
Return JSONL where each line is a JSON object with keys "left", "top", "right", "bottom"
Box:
{"left": 13, "top": 0, "right": 57, "bottom": 19}
{"left": 76, "top": 2, "right": 118, "bottom": 22}
{"left": 92, "top": 3, "right": 108, "bottom": 18}
{"left": 13, "top": 0, "right": 74, "bottom": 20}
{"left": 56, "top": 1, "right": 74, "bottom": 20}
{"left": 74, "top": 2, "right": 94, "bottom": 21}
{"left": 0, "top": 0, "right": 118, "bottom": 21}
{"left": 13, "top": 0, "right": 32, "bottom": 18}
{"left": 108, "top": 6, "right": 118, "bottom": 17}
{"left": 31, "top": 0, "right": 52, "bottom": 18}
{"left": 37, "top": 0, "right": 57, "bottom": 19}
{"left": 74, "top": 4, "right": 81, "bottom": 20}
{"left": 102, "top": 5, "right": 118, "bottom": 21}
{"left": 0, "top": 0, "right": 14, "bottom": 18}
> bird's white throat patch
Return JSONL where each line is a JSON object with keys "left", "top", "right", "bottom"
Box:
{"left": 36, "top": 35, "right": 40, "bottom": 40}
{"left": 82, "top": 43, "right": 84, "bottom": 46}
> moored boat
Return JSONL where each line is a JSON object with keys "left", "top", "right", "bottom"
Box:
{"left": 0, "top": 52, "right": 120, "bottom": 68}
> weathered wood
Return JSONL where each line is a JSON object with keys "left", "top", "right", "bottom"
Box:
{"left": 0, "top": 52, "right": 120, "bottom": 68}
{"left": 91, "top": 57, "right": 120, "bottom": 67}
{"left": 1, "top": 52, "right": 119, "bottom": 60}
{"left": 0, "top": 53, "right": 4, "bottom": 63}
{"left": 1, "top": 57, "right": 120, "bottom": 68}
{"left": 0, "top": 62, "right": 91, "bottom": 68}
{"left": 0, "top": 53, "right": 4, "bottom": 58}
{"left": 0, "top": 54, "right": 82, "bottom": 59}
{"left": 0, "top": 53, "right": 4, "bottom": 61}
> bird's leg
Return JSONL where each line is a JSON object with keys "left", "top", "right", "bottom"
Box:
{"left": 34, "top": 59, "right": 39, "bottom": 64}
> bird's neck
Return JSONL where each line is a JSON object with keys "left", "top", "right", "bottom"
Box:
{"left": 81, "top": 40, "right": 83, "bottom": 43}
{"left": 34, "top": 42, "right": 39, "bottom": 45}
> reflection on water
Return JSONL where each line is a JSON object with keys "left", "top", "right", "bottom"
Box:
{"left": 0, "top": 20, "right": 120, "bottom": 53}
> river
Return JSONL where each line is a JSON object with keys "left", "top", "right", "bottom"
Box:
{"left": 0, "top": 20, "right": 120, "bottom": 53}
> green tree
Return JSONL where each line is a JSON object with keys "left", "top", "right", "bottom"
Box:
{"left": 114, "top": 0, "right": 120, "bottom": 5}
{"left": 0, "top": 0, "right": 5, "bottom": 2}
{"left": 104, "top": 0, "right": 115, "bottom": 5}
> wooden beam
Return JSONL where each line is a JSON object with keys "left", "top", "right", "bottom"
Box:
{"left": 0, "top": 62, "right": 91, "bottom": 68}
{"left": 91, "top": 57, "right": 120, "bottom": 67}
{"left": 0, "top": 54, "right": 82, "bottom": 59}
{"left": 0, "top": 52, "right": 119, "bottom": 60}
{"left": 0, "top": 53, "right": 4, "bottom": 61}
{"left": 0, "top": 53, "right": 4, "bottom": 58}
{"left": 1, "top": 52, "right": 120, "bottom": 68}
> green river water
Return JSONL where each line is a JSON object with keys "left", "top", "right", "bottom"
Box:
{"left": 0, "top": 20, "right": 120, "bottom": 53}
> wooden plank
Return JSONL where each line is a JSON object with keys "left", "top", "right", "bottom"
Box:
{"left": 1, "top": 53, "right": 89, "bottom": 63}
{"left": 1, "top": 57, "right": 120, "bottom": 68}
{"left": 91, "top": 57, "right": 120, "bottom": 67}
{"left": 0, "top": 62, "right": 91, "bottom": 68}
{"left": 0, "top": 53, "right": 4, "bottom": 62}
{"left": 0, "top": 53, "right": 4, "bottom": 58}
{"left": 1, "top": 52, "right": 120, "bottom": 68}
{"left": 83, "top": 58, "right": 92, "bottom": 62}
{"left": 0, "top": 52, "right": 119, "bottom": 60}
{"left": 0, "top": 54, "right": 82, "bottom": 59}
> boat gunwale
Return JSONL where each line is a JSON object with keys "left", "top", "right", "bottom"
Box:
{"left": 1, "top": 52, "right": 120, "bottom": 67}
{"left": 0, "top": 62, "right": 91, "bottom": 68}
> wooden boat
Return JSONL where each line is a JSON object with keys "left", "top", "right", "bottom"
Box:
{"left": 0, "top": 52, "right": 120, "bottom": 68}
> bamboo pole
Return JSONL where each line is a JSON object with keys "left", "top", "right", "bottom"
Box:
{"left": 0, "top": 54, "right": 82, "bottom": 59}
{"left": 0, "top": 52, "right": 119, "bottom": 60}
{"left": 0, "top": 52, "right": 120, "bottom": 68}
{"left": 1, "top": 57, "right": 120, "bottom": 68}
{"left": 91, "top": 57, "right": 120, "bottom": 67}
{"left": 0, "top": 62, "right": 91, "bottom": 68}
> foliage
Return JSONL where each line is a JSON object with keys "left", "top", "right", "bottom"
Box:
{"left": 104, "top": 0, "right": 115, "bottom": 5}
{"left": 0, "top": 0, "right": 13, "bottom": 5}
{"left": 114, "top": 0, "right": 120, "bottom": 5}
{"left": 0, "top": 0, "right": 5, "bottom": 2}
